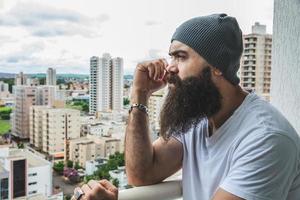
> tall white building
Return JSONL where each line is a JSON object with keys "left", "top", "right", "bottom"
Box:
{"left": 0, "top": 81, "right": 9, "bottom": 93}
{"left": 27, "top": 78, "right": 40, "bottom": 86}
{"left": 0, "top": 147, "right": 52, "bottom": 199}
{"left": 46, "top": 68, "right": 56, "bottom": 86}
{"left": 239, "top": 22, "right": 272, "bottom": 101}
{"left": 12, "top": 86, "right": 56, "bottom": 139}
{"left": 0, "top": 81, "right": 10, "bottom": 100}
{"left": 89, "top": 53, "right": 124, "bottom": 114}
{"left": 15, "top": 72, "right": 28, "bottom": 86}
{"left": 29, "top": 106, "right": 81, "bottom": 160}
{"left": 111, "top": 57, "right": 124, "bottom": 111}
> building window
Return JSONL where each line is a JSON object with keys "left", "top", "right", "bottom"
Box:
{"left": 28, "top": 190, "right": 37, "bottom": 195}
{"left": 12, "top": 160, "right": 26, "bottom": 198}
{"left": 28, "top": 182, "right": 37, "bottom": 186}
{"left": 28, "top": 173, "right": 37, "bottom": 177}
{"left": 0, "top": 178, "right": 9, "bottom": 199}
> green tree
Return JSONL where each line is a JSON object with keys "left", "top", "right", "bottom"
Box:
{"left": 53, "top": 161, "right": 64, "bottom": 174}
{"left": 64, "top": 194, "right": 72, "bottom": 200}
{"left": 123, "top": 98, "right": 130, "bottom": 106}
{"left": 66, "top": 160, "right": 73, "bottom": 168}
{"left": 74, "top": 161, "right": 81, "bottom": 170}
{"left": 17, "top": 142, "right": 24, "bottom": 149}
{"left": 0, "top": 107, "right": 12, "bottom": 120}
{"left": 107, "top": 159, "right": 118, "bottom": 170}
{"left": 81, "top": 103, "right": 89, "bottom": 112}
{"left": 112, "top": 178, "right": 119, "bottom": 188}
{"left": 84, "top": 175, "right": 96, "bottom": 183}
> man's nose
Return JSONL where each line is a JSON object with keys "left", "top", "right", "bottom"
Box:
{"left": 166, "top": 62, "right": 179, "bottom": 74}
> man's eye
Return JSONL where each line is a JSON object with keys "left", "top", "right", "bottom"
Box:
{"left": 177, "top": 55, "right": 186, "bottom": 60}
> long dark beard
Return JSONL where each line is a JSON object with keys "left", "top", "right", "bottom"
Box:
{"left": 159, "top": 67, "right": 222, "bottom": 140}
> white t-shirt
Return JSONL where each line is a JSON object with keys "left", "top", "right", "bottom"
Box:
{"left": 174, "top": 93, "right": 300, "bottom": 200}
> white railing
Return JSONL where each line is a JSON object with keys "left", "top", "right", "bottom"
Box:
{"left": 119, "top": 180, "right": 182, "bottom": 200}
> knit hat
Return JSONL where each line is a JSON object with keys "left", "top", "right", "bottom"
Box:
{"left": 171, "top": 13, "right": 243, "bottom": 85}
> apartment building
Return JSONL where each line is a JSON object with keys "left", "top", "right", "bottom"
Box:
{"left": 12, "top": 86, "right": 56, "bottom": 139}
{"left": 29, "top": 107, "right": 81, "bottom": 159}
{"left": 240, "top": 22, "right": 272, "bottom": 101}
{"left": 69, "top": 136, "right": 121, "bottom": 168}
{"left": 89, "top": 53, "right": 124, "bottom": 114}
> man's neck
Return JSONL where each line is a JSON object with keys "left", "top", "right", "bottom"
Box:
{"left": 208, "top": 86, "right": 248, "bottom": 137}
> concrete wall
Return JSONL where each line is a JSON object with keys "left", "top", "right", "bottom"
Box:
{"left": 270, "top": 0, "right": 300, "bottom": 134}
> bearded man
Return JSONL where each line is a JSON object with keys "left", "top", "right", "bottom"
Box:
{"left": 74, "top": 13, "right": 300, "bottom": 200}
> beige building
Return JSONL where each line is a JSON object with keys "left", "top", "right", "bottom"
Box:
{"left": 69, "top": 136, "right": 121, "bottom": 168}
{"left": 29, "top": 107, "right": 80, "bottom": 159}
{"left": 240, "top": 22, "right": 272, "bottom": 101}
{"left": 148, "top": 89, "right": 166, "bottom": 134}
{"left": 12, "top": 86, "right": 56, "bottom": 139}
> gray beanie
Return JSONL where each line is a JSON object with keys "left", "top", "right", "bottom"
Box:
{"left": 171, "top": 13, "right": 243, "bottom": 85}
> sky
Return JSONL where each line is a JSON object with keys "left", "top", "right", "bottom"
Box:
{"left": 0, "top": 0, "right": 274, "bottom": 75}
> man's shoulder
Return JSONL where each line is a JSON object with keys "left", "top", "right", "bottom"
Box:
{"left": 239, "top": 93, "right": 298, "bottom": 137}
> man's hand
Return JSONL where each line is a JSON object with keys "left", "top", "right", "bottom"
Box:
{"left": 73, "top": 179, "right": 118, "bottom": 200}
{"left": 131, "top": 59, "right": 168, "bottom": 104}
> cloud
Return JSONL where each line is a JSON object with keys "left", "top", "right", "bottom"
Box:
{"left": 132, "top": 49, "right": 167, "bottom": 64}
{"left": 0, "top": 2, "right": 110, "bottom": 38}
{"left": 1, "top": 41, "right": 45, "bottom": 64}
{"left": 145, "top": 20, "right": 161, "bottom": 26}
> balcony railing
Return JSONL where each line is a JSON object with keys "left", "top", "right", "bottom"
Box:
{"left": 119, "top": 180, "right": 182, "bottom": 200}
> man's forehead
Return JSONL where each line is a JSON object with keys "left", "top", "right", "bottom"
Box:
{"left": 169, "top": 40, "right": 191, "bottom": 53}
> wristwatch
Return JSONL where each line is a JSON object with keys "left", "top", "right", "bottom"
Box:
{"left": 129, "top": 103, "right": 149, "bottom": 115}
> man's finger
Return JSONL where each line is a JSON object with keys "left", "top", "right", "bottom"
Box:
{"left": 81, "top": 184, "right": 92, "bottom": 194}
{"left": 99, "top": 179, "right": 118, "bottom": 193}
{"left": 88, "top": 180, "right": 106, "bottom": 192}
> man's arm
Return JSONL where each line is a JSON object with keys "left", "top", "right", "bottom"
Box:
{"left": 212, "top": 188, "right": 244, "bottom": 200}
{"left": 125, "top": 105, "right": 183, "bottom": 186}
{"left": 125, "top": 59, "right": 183, "bottom": 186}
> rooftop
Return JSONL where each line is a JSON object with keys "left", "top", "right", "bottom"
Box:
{"left": 8, "top": 148, "right": 51, "bottom": 168}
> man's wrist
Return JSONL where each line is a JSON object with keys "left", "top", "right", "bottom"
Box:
{"left": 129, "top": 103, "right": 149, "bottom": 115}
{"left": 130, "top": 89, "right": 149, "bottom": 106}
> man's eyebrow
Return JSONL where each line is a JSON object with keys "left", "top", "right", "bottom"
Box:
{"left": 168, "top": 50, "right": 188, "bottom": 56}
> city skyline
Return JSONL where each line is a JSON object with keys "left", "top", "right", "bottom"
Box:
{"left": 0, "top": 0, "right": 273, "bottom": 75}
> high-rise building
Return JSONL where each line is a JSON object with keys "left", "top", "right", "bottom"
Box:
{"left": 29, "top": 107, "right": 81, "bottom": 159}
{"left": 0, "top": 81, "right": 9, "bottom": 93}
{"left": 15, "top": 72, "right": 27, "bottom": 86}
{"left": 0, "top": 147, "right": 52, "bottom": 199}
{"left": 0, "top": 81, "right": 10, "bottom": 100}
{"left": 111, "top": 57, "right": 124, "bottom": 111}
{"left": 26, "top": 78, "right": 40, "bottom": 86}
{"left": 239, "top": 22, "right": 272, "bottom": 101}
{"left": 12, "top": 86, "right": 56, "bottom": 139}
{"left": 89, "top": 53, "right": 124, "bottom": 114}
{"left": 46, "top": 68, "right": 56, "bottom": 86}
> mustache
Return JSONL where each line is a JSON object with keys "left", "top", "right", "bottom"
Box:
{"left": 165, "top": 72, "right": 182, "bottom": 87}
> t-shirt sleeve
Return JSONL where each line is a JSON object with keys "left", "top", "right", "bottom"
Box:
{"left": 220, "top": 133, "right": 299, "bottom": 200}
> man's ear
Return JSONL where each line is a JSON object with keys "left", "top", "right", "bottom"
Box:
{"left": 212, "top": 68, "right": 223, "bottom": 76}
